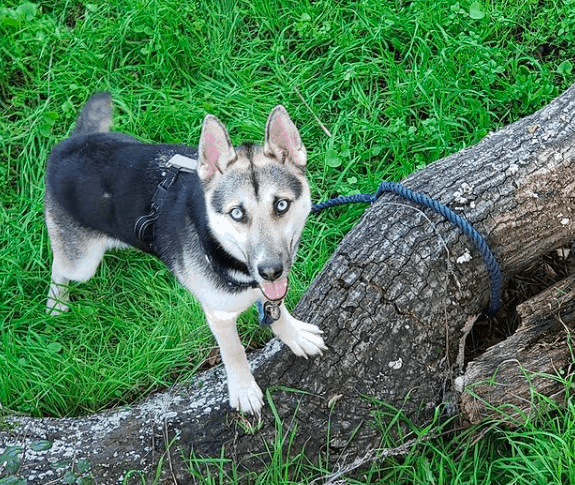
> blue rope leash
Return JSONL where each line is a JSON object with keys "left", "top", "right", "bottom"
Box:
{"left": 312, "top": 182, "right": 502, "bottom": 317}
{"left": 257, "top": 181, "right": 502, "bottom": 323}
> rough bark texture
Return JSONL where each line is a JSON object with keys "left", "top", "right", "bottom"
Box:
{"left": 3, "top": 84, "right": 575, "bottom": 483}
{"left": 460, "top": 273, "right": 575, "bottom": 424}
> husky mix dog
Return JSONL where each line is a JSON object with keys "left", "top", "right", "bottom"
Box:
{"left": 45, "top": 93, "right": 326, "bottom": 414}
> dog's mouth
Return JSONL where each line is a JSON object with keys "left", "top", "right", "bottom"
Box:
{"left": 259, "top": 278, "right": 288, "bottom": 301}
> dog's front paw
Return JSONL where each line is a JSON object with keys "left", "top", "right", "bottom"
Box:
{"left": 228, "top": 376, "right": 264, "bottom": 415}
{"left": 272, "top": 315, "right": 327, "bottom": 358}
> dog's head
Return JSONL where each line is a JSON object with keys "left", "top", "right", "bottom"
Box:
{"left": 198, "top": 106, "right": 311, "bottom": 300}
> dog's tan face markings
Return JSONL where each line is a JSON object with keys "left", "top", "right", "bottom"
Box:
{"left": 197, "top": 106, "right": 311, "bottom": 282}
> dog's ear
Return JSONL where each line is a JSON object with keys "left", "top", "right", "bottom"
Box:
{"left": 264, "top": 106, "right": 307, "bottom": 168}
{"left": 198, "top": 115, "right": 237, "bottom": 180}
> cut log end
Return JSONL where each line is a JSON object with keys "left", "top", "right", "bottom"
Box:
{"left": 460, "top": 273, "right": 575, "bottom": 424}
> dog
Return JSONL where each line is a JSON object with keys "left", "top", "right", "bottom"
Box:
{"left": 45, "top": 93, "right": 326, "bottom": 415}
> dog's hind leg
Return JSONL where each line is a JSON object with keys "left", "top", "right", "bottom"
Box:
{"left": 45, "top": 211, "right": 113, "bottom": 315}
{"left": 47, "top": 236, "right": 112, "bottom": 315}
{"left": 47, "top": 264, "right": 71, "bottom": 315}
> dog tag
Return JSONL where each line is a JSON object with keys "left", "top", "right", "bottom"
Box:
{"left": 166, "top": 154, "right": 198, "bottom": 172}
{"left": 263, "top": 300, "right": 282, "bottom": 322}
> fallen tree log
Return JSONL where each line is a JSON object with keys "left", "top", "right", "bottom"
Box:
{"left": 459, "top": 272, "right": 575, "bottom": 424}
{"left": 3, "top": 84, "right": 575, "bottom": 483}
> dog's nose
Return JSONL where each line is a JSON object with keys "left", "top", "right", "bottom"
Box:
{"left": 258, "top": 262, "right": 283, "bottom": 281}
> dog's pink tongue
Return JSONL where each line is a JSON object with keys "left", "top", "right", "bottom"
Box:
{"left": 260, "top": 278, "right": 288, "bottom": 301}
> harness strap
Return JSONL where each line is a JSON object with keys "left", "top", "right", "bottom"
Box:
{"left": 134, "top": 165, "right": 180, "bottom": 249}
{"left": 204, "top": 252, "right": 260, "bottom": 289}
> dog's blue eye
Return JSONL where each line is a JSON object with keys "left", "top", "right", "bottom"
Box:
{"left": 275, "top": 199, "right": 290, "bottom": 215}
{"left": 230, "top": 207, "right": 244, "bottom": 221}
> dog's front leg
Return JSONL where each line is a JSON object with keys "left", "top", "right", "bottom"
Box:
{"left": 271, "top": 303, "right": 327, "bottom": 358}
{"left": 204, "top": 307, "right": 264, "bottom": 415}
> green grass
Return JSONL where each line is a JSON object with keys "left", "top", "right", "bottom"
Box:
{"left": 179, "top": 379, "right": 575, "bottom": 485}
{"left": 2, "top": 0, "right": 575, "bottom": 481}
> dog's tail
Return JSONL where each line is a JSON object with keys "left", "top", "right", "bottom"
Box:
{"left": 70, "top": 92, "right": 113, "bottom": 137}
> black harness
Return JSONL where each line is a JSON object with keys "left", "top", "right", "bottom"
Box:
{"left": 134, "top": 161, "right": 182, "bottom": 248}
{"left": 133, "top": 154, "right": 281, "bottom": 325}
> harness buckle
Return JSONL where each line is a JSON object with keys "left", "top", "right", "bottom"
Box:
{"left": 165, "top": 154, "right": 198, "bottom": 172}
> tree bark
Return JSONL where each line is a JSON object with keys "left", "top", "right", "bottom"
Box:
{"left": 4, "top": 84, "right": 575, "bottom": 483}
{"left": 459, "top": 273, "right": 575, "bottom": 424}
